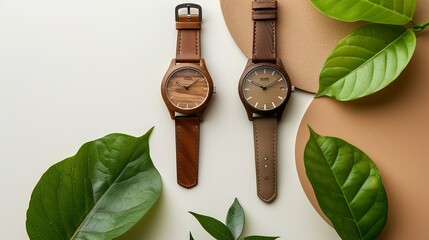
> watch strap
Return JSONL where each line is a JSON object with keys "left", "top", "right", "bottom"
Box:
{"left": 253, "top": 117, "right": 278, "bottom": 202}
{"left": 252, "top": 0, "right": 277, "bottom": 63}
{"left": 175, "top": 116, "right": 200, "bottom": 188}
{"left": 176, "top": 6, "right": 201, "bottom": 63}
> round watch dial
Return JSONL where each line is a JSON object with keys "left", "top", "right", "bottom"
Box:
{"left": 242, "top": 66, "right": 289, "bottom": 111}
{"left": 165, "top": 68, "right": 209, "bottom": 110}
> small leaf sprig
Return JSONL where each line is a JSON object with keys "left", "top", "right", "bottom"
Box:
{"left": 310, "top": 0, "right": 428, "bottom": 101}
{"left": 189, "top": 198, "right": 279, "bottom": 240}
{"left": 413, "top": 20, "right": 429, "bottom": 32}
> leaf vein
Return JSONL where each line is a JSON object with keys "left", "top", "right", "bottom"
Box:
{"left": 330, "top": 144, "right": 364, "bottom": 238}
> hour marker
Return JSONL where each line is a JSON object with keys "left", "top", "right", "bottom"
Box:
{"left": 278, "top": 96, "right": 284, "bottom": 100}
{"left": 244, "top": 88, "right": 250, "bottom": 91}
{"left": 272, "top": 71, "right": 275, "bottom": 75}
{"left": 278, "top": 78, "right": 283, "bottom": 82}
{"left": 255, "top": 102, "right": 259, "bottom": 108}
{"left": 187, "top": 104, "right": 189, "bottom": 109}
{"left": 247, "top": 79, "right": 252, "bottom": 82}
{"left": 264, "top": 69, "right": 266, "bottom": 74}
{"left": 264, "top": 104, "right": 267, "bottom": 110}
{"left": 195, "top": 71, "right": 199, "bottom": 75}
{"left": 203, "top": 87, "right": 208, "bottom": 90}
{"left": 254, "top": 71, "right": 258, "bottom": 75}
{"left": 176, "top": 102, "right": 181, "bottom": 107}
{"left": 281, "top": 87, "right": 286, "bottom": 91}
{"left": 246, "top": 96, "right": 253, "bottom": 100}
{"left": 195, "top": 102, "right": 198, "bottom": 106}
{"left": 272, "top": 102, "right": 276, "bottom": 108}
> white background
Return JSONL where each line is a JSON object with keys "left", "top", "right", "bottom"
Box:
{"left": 0, "top": 0, "right": 340, "bottom": 239}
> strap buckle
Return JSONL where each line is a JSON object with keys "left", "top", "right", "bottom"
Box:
{"left": 175, "top": 3, "right": 202, "bottom": 22}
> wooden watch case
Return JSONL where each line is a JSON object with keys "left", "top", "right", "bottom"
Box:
{"left": 161, "top": 59, "right": 214, "bottom": 120}
{"left": 238, "top": 59, "right": 292, "bottom": 121}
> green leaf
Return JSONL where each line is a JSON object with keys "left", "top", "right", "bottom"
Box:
{"left": 190, "top": 232, "right": 195, "bottom": 240}
{"left": 26, "top": 128, "right": 162, "bottom": 240}
{"left": 226, "top": 198, "right": 245, "bottom": 240}
{"left": 316, "top": 24, "right": 416, "bottom": 101}
{"left": 190, "top": 212, "right": 234, "bottom": 240}
{"left": 242, "top": 236, "right": 279, "bottom": 240}
{"left": 304, "top": 127, "right": 388, "bottom": 240}
{"left": 310, "top": 0, "right": 416, "bottom": 25}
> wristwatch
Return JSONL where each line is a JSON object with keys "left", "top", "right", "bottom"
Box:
{"left": 161, "top": 3, "right": 214, "bottom": 188}
{"left": 238, "top": 0, "right": 292, "bottom": 202}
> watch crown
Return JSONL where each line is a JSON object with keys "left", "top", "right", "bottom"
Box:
{"left": 291, "top": 86, "right": 296, "bottom": 92}
{"left": 213, "top": 86, "right": 217, "bottom": 94}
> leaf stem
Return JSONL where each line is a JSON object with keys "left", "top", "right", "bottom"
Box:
{"left": 412, "top": 20, "right": 429, "bottom": 32}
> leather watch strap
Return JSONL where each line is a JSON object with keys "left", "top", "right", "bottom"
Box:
{"left": 175, "top": 116, "right": 200, "bottom": 188}
{"left": 252, "top": 0, "right": 277, "bottom": 63}
{"left": 176, "top": 14, "right": 201, "bottom": 63}
{"left": 253, "top": 117, "right": 278, "bottom": 202}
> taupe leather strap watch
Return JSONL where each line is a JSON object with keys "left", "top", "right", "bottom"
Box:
{"left": 238, "top": 0, "right": 292, "bottom": 202}
{"left": 161, "top": 3, "right": 214, "bottom": 188}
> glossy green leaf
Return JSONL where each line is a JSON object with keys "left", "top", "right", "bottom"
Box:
{"left": 316, "top": 24, "right": 416, "bottom": 101}
{"left": 190, "top": 212, "right": 234, "bottom": 240}
{"left": 226, "top": 198, "right": 245, "bottom": 240}
{"left": 242, "top": 236, "right": 279, "bottom": 240}
{"left": 310, "top": 0, "right": 416, "bottom": 25}
{"left": 26, "top": 128, "right": 162, "bottom": 240}
{"left": 304, "top": 127, "right": 388, "bottom": 240}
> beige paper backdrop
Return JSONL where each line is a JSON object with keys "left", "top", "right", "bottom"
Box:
{"left": 221, "top": 0, "right": 429, "bottom": 238}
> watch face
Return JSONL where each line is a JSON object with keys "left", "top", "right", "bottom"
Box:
{"left": 242, "top": 66, "right": 289, "bottom": 111}
{"left": 165, "top": 68, "right": 210, "bottom": 110}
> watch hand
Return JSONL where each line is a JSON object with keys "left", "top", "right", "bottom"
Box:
{"left": 176, "top": 81, "right": 189, "bottom": 90}
{"left": 249, "top": 80, "right": 265, "bottom": 89}
{"left": 186, "top": 79, "right": 199, "bottom": 89}
{"left": 264, "top": 78, "right": 282, "bottom": 89}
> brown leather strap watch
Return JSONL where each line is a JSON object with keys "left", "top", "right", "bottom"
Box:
{"left": 238, "top": 0, "right": 292, "bottom": 202}
{"left": 161, "top": 3, "right": 214, "bottom": 188}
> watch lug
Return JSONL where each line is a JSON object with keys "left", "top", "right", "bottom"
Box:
{"left": 245, "top": 108, "right": 254, "bottom": 121}
{"left": 275, "top": 58, "right": 286, "bottom": 71}
{"left": 199, "top": 58, "right": 207, "bottom": 69}
{"left": 276, "top": 108, "right": 285, "bottom": 121}
{"left": 169, "top": 59, "right": 177, "bottom": 67}
{"left": 245, "top": 59, "right": 253, "bottom": 68}
{"left": 168, "top": 109, "right": 175, "bottom": 119}
{"left": 198, "top": 107, "right": 207, "bottom": 120}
